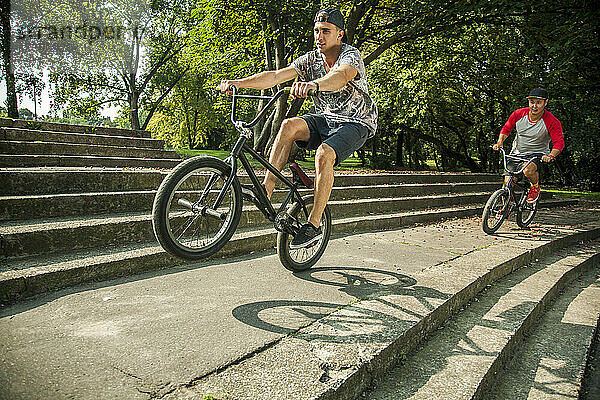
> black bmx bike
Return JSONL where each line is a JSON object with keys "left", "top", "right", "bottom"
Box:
{"left": 481, "top": 147, "right": 544, "bottom": 234}
{"left": 152, "top": 87, "right": 331, "bottom": 271}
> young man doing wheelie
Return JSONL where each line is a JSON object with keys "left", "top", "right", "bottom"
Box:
{"left": 219, "top": 8, "right": 378, "bottom": 249}
{"left": 493, "top": 87, "right": 565, "bottom": 202}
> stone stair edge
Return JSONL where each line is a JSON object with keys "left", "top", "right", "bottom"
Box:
{"left": 0, "top": 169, "right": 502, "bottom": 196}
{"left": 0, "top": 140, "right": 178, "bottom": 158}
{"left": 0, "top": 126, "right": 164, "bottom": 145}
{"left": 0, "top": 192, "right": 501, "bottom": 234}
{"left": 0, "top": 167, "right": 502, "bottom": 177}
{"left": 0, "top": 182, "right": 501, "bottom": 199}
{"left": 0, "top": 118, "right": 150, "bottom": 138}
{"left": 337, "top": 237, "right": 600, "bottom": 400}
{"left": 0, "top": 154, "right": 180, "bottom": 168}
{"left": 471, "top": 250, "right": 600, "bottom": 400}
{"left": 0, "top": 186, "right": 502, "bottom": 222}
{"left": 1, "top": 197, "right": 573, "bottom": 263}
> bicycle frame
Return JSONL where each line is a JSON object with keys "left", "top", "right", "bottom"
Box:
{"left": 498, "top": 147, "right": 540, "bottom": 213}
{"left": 212, "top": 86, "right": 309, "bottom": 225}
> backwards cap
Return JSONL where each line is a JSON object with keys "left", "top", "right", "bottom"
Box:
{"left": 314, "top": 8, "right": 345, "bottom": 30}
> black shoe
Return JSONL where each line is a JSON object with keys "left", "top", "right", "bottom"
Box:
{"left": 290, "top": 223, "right": 322, "bottom": 249}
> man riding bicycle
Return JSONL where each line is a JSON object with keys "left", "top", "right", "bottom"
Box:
{"left": 493, "top": 87, "right": 564, "bottom": 203}
{"left": 219, "top": 7, "right": 378, "bottom": 249}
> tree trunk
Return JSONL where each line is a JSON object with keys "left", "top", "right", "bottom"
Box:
{"left": 129, "top": 72, "right": 141, "bottom": 131}
{"left": 1, "top": 0, "right": 18, "bottom": 118}
{"left": 253, "top": 15, "right": 275, "bottom": 151}
{"left": 255, "top": 109, "right": 276, "bottom": 155}
{"left": 263, "top": 12, "right": 288, "bottom": 156}
{"left": 395, "top": 129, "right": 404, "bottom": 168}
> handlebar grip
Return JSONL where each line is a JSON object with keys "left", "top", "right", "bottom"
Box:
{"left": 282, "top": 87, "right": 318, "bottom": 96}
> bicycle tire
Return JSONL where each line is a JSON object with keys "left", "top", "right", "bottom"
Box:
{"left": 152, "top": 156, "right": 242, "bottom": 260}
{"left": 516, "top": 194, "right": 538, "bottom": 228}
{"left": 277, "top": 195, "right": 331, "bottom": 271}
{"left": 481, "top": 188, "right": 510, "bottom": 234}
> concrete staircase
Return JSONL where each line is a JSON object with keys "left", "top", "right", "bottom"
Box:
{"left": 0, "top": 118, "right": 181, "bottom": 168}
{"left": 0, "top": 119, "right": 575, "bottom": 306}
{"left": 362, "top": 237, "right": 600, "bottom": 400}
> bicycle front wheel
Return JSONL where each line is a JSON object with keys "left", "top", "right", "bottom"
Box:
{"left": 516, "top": 195, "right": 538, "bottom": 228}
{"left": 152, "top": 156, "right": 242, "bottom": 260}
{"left": 481, "top": 188, "right": 510, "bottom": 234}
{"left": 277, "top": 195, "right": 332, "bottom": 271}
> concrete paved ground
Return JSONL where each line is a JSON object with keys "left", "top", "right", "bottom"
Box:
{"left": 1, "top": 203, "right": 599, "bottom": 400}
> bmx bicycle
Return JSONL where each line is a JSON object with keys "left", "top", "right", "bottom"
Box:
{"left": 481, "top": 147, "right": 546, "bottom": 234}
{"left": 152, "top": 86, "right": 331, "bottom": 271}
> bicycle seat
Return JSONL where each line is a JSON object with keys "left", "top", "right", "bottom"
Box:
{"left": 290, "top": 162, "right": 314, "bottom": 189}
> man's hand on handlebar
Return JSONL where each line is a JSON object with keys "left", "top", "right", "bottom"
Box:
{"left": 219, "top": 80, "right": 238, "bottom": 95}
{"left": 492, "top": 143, "right": 503, "bottom": 151}
{"left": 541, "top": 154, "right": 555, "bottom": 163}
{"left": 290, "top": 81, "right": 318, "bottom": 99}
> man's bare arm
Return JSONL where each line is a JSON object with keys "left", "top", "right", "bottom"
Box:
{"left": 493, "top": 133, "right": 508, "bottom": 150}
{"left": 291, "top": 64, "right": 358, "bottom": 98}
{"left": 220, "top": 66, "right": 298, "bottom": 93}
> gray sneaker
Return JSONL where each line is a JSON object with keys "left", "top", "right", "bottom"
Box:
{"left": 290, "top": 223, "right": 322, "bottom": 249}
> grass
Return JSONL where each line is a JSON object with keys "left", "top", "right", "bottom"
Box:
{"left": 544, "top": 188, "right": 600, "bottom": 201}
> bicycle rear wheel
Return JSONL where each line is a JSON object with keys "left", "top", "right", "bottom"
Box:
{"left": 481, "top": 188, "right": 510, "bottom": 234}
{"left": 516, "top": 194, "right": 538, "bottom": 228}
{"left": 152, "top": 156, "right": 242, "bottom": 260}
{"left": 277, "top": 195, "right": 331, "bottom": 271}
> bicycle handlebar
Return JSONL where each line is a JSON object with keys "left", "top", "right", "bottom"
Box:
{"left": 227, "top": 86, "right": 317, "bottom": 129}
{"left": 496, "top": 147, "right": 544, "bottom": 175}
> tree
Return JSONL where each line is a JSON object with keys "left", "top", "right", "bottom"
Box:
{"left": 0, "top": 0, "right": 18, "bottom": 117}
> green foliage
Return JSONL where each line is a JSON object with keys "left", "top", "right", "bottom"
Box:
{"left": 16, "top": 0, "right": 595, "bottom": 188}
{"left": 366, "top": 1, "right": 599, "bottom": 189}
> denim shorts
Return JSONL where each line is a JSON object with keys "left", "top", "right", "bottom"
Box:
{"left": 297, "top": 114, "right": 369, "bottom": 166}
{"left": 503, "top": 152, "right": 544, "bottom": 176}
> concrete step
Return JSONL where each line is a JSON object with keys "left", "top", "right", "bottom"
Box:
{"left": 0, "top": 127, "right": 165, "bottom": 149}
{"left": 361, "top": 240, "right": 600, "bottom": 400}
{"left": 0, "top": 192, "right": 494, "bottom": 259}
{"left": 0, "top": 183, "right": 501, "bottom": 221}
{"left": 0, "top": 154, "right": 181, "bottom": 168}
{"left": 0, "top": 168, "right": 501, "bottom": 196}
{"left": 488, "top": 268, "right": 600, "bottom": 400}
{"left": 0, "top": 199, "right": 579, "bottom": 305}
{"left": 0, "top": 140, "right": 179, "bottom": 159}
{"left": 0, "top": 117, "right": 150, "bottom": 138}
{"left": 151, "top": 211, "right": 600, "bottom": 400}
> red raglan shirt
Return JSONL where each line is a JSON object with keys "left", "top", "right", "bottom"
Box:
{"left": 500, "top": 108, "right": 565, "bottom": 155}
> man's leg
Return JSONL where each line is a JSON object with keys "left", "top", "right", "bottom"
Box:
{"left": 523, "top": 163, "right": 539, "bottom": 186}
{"left": 263, "top": 117, "right": 310, "bottom": 199}
{"left": 308, "top": 143, "right": 336, "bottom": 228}
{"left": 523, "top": 162, "right": 541, "bottom": 202}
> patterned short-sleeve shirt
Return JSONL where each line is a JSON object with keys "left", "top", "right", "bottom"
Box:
{"left": 292, "top": 43, "right": 378, "bottom": 137}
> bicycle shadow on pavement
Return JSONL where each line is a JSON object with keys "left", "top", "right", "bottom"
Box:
{"left": 232, "top": 266, "right": 450, "bottom": 344}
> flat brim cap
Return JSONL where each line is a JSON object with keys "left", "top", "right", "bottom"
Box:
{"left": 314, "top": 8, "right": 345, "bottom": 30}
{"left": 527, "top": 87, "right": 548, "bottom": 99}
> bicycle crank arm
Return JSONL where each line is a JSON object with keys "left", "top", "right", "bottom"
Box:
{"left": 178, "top": 199, "right": 227, "bottom": 220}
